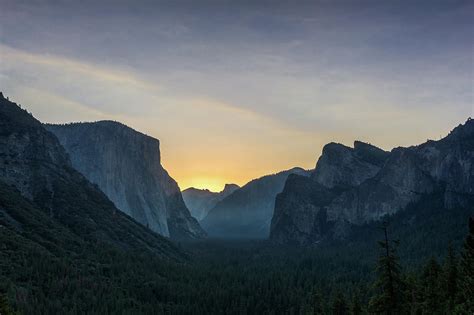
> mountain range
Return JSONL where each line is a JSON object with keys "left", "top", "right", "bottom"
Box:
{"left": 270, "top": 120, "right": 474, "bottom": 245}
{"left": 182, "top": 184, "right": 240, "bottom": 221}
{"left": 3, "top": 89, "right": 470, "bottom": 247}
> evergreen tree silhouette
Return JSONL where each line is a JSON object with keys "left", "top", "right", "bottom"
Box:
{"left": 457, "top": 217, "right": 474, "bottom": 313}
{"left": 369, "top": 221, "right": 403, "bottom": 314}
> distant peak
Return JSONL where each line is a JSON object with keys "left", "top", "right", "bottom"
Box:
{"left": 354, "top": 140, "right": 377, "bottom": 149}
{"left": 322, "top": 142, "right": 351, "bottom": 152}
{"left": 324, "top": 141, "right": 348, "bottom": 148}
{"left": 183, "top": 187, "right": 211, "bottom": 193}
{"left": 447, "top": 118, "right": 474, "bottom": 139}
{"left": 287, "top": 166, "right": 305, "bottom": 172}
{"left": 353, "top": 141, "right": 386, "bottom": 153}
{"left": 222, "top": 183, "right": 240, "bottom": 193}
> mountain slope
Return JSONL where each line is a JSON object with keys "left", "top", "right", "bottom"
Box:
{"left": 0, "top": 92, "right": 183, "bottom": 256}
{"left": 46, "top": 121, "right": 205, "bottom": 240}
{"left": 270, "top": 121, "right": 474, "bottom": 245}
{"left": 182, "top": 184, "right": 240, "bottom": 220}
{"left": 201, "top": 167, "right": 310, "bottom": 238}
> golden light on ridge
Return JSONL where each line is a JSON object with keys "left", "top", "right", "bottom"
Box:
{"left": 181, "top": 177, "right": 228, "bottom": 193}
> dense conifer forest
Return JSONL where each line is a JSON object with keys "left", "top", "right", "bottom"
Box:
{"left": 1, "top": 181, "right": 472, "bottom": 314}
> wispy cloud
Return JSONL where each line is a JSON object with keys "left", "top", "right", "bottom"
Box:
{"left": 1, "top": 44, "right": 161, "bottom": 94}
{"left": 0, "top": 0, "right": 472, "bottom": 190}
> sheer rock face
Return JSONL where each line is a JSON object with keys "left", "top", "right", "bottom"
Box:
{"left": 201, "top": 167, "right": 310, "bottom": 239}
{"left": 311, "top": 141, "right": 389, "bottom": 189}
{"left": 0, "top": 93, "right": 184, "bottom": 258}
{"left": 270, "top": 120, "right": 474, "bottom": 245}
{"left": 46, "top": 121, "right": 206, "bottom": 240}
{"left": 182, "top": 184, "right": 240, "bottom": 221}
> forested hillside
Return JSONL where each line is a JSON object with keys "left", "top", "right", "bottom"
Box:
{"left": 1, "top": 182, "right": 472, "bottom": 313}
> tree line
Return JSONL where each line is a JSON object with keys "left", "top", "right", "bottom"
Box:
{"left": 323, "top": 218, "right": 473, "bottom": 315}
{"left": 0, "top": 216, "right": 472, "bottom": 314}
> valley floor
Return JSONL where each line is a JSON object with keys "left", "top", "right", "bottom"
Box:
{"left": 2, "top": 197, "right": 473, "bottom": 314}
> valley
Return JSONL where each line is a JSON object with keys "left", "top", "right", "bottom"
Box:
{"left": 1, "top": 1, "right": 472, "bottom": 313}
{"left": 0, "top": 91, "right": 472, "bottom": 314}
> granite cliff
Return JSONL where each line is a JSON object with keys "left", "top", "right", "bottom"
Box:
{"left": 46, "top": 121, "right": 206, "bottom": 240}
{"left": 270, "top": 120, "right": 474, "bottom": 245}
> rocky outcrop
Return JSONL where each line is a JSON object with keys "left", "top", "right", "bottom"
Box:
{"left": 0, "top": 93, "right": 184, "bottom": 258}
{"left": 182, "top": 184, "right": 240, "bottom": 221}
{"left": 46, "top": 121, "right": 206, "bottom": 240}
{"left": 270, "top": 120, "right": 474, "bottom": 245}
{"left": 201, "top": 167, "right": 310, "bottom": 238}
{"left": 311, "top": 141, "right": 389, "bottom": 189}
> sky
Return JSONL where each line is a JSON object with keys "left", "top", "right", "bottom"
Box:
{"left": 0, "top": 0, "right": 473, "bottom": 192}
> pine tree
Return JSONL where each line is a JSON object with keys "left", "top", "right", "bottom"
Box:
{"left": 331, "top": 291, "right": 348, "bottom": 315}
{"left": 421, "top": 257, "right": 441, "bottom": 314}
{"left": 0, "top": 292, "right": 14, "bottom": 315}
{"left": 402, "top": 273, "right": 422, "bottom": 315}
{"left": 457, "top": 217, "right": 474, "bottom": 313}
{"left": 442, "top": 244, "right": 458, "bottom": 312}
{"left": 350, "top": 292, "right": 362, "bottom": 315}
{"left": 312, "top": 289, "right": 324, "bottom": 315}
{"left": 368, "top": 222, "right": 403, "bottom": 314}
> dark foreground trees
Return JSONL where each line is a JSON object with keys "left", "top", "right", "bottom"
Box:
{"left": 365, "top": 218, "right": 474, "bottom": 315}
{"left": 457, "top": 217, "right": 474, "bottom": 313}
{"left": 369, "top": 222, "right": 403, "bottom": 314}
{"left": 0, "top": 292, "right": 14, "bottom": 315}
{"left": 1, "top": 215, "right": 472, "bottom": 314}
